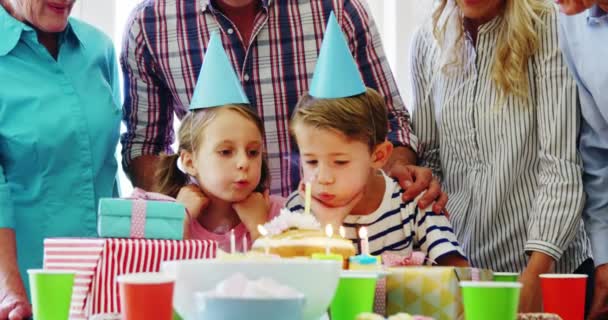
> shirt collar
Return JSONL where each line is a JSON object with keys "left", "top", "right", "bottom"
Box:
{"left": 0, "top": 5, "right": 84, "bottom": 56}
{"left": 0, "top": 4, "right": 31, "bottom": 56}
{"left": 478, "top": 14, "right": 503, "bottom": 35}
{"left": 587, "top": 4, "right": 608, "bottom": 25}
{"left": 201, "top": 0, "right": 270, "bottom": 13}
{"left": 64, "top": 18, "right": 86, "bottom": 48}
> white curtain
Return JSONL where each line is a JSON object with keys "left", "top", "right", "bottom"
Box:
{"left": 367, "top": 0, "right": 434, "bottom": 108}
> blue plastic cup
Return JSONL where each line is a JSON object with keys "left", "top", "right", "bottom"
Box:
{"left": 195, "top": 293, "right": 305, "bottom": 320}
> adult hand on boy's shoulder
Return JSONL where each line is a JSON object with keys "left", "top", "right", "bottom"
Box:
{"left": 233, "top": 191, "right": 270, "bottom": 239}
{"left": 176, "top": 184, "right": 210, "bottom": 221}
{"left": 387, "top": 162, "right": 448, "bottom": 216}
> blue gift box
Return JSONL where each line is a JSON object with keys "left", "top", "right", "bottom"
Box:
{"left": 97, "top": 197, "right": 186, "bottom": 240}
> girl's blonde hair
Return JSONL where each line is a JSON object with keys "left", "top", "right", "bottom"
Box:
{"left": 291, "top": 88, "right": 388, "bottom": 150}
{"left": 155, "top": 105, "right": 269, "bottom": 198}
{"left": 433, "top": 0, "right": 552, "bottom": 99}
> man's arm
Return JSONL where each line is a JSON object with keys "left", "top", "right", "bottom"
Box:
{"left": 126, "top": 155, "right": 162, "bottom": 191}
{"left": 120, "top": 4, "right": 175, "bottom": 190}
{"left": 385, "top": 146, "right": 417, "bottom": 168}
{"left": 559, "top": 13, "right": 608, "bottom": 319}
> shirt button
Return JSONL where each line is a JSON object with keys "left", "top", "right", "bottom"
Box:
{"left": 243, "top": 74, "right": 250, "bottom": 81}
{"left": 227, "top": 28, "right": 234, "bottom": 35}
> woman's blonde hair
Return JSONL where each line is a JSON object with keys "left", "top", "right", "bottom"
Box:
{"left": 291, "top": 88, "right": 388, "bottom": 150}
{"left": 433, "top": 0, "right": 552, "bottom": 99}
{"left": 155, "top": 105, "right": 269, "bottom": 198}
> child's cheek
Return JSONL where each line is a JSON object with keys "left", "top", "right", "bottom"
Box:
{"left": 300, "top": 164, "right": 318, "bottom": 183}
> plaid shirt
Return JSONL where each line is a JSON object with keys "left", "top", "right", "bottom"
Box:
{"left": 120, "top": 0, "right": 416, "bottom": 196}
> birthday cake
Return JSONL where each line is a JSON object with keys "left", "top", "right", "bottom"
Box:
{"left": 251, "top": 210, "right": 356, "bottom": 259}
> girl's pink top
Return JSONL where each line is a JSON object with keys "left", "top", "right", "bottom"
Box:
{"left": 189, "top": 195, "right": 285, "bottom": 251}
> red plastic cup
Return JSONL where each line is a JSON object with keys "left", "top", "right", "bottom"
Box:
{"left": 117, "top": 272, "right": 175, "bottom": 320}
{"left": 540, "top": 274, "right": 587, "bottom": 320}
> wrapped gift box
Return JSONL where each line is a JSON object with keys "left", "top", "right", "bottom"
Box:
{"left": 97, "top": 190, "right": 186, "bottom": 240}
{"left": 386, "top": 267, "right": 493, "bottom": 320}
{"left": 43, "top": 238, "right": 216, "bottom": 319}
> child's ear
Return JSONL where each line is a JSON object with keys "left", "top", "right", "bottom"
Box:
{"left": 180, "top": 150, "right": 198, "bottom": 176}
{"left": 371, "top": 140, "right": 393, "bottom": 169}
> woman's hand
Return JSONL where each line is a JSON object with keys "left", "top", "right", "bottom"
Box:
{"left": 232, "top": 191, "right": 270, "bottom": 240}
{"left": 0, "top": 275, "right": 31, "bottom": 320}
{"left": 176, "top": 184, "right": 210, "bottom": 221}
{"left": 519, "top": 252, "right": 555, "bottom": 313}
{"left": 0, "top": 230, "right": 31, "bottom": 320}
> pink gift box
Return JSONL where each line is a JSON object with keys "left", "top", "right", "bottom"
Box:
{"left": 43, "top": 238, "right": 217, "bottom": 319}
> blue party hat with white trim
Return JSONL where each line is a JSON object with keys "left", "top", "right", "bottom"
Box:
{"left": 309, "top": 12, "right": 366, "bottom": 99}
{"left": 190, "top": 32, "right": 249, "bottom": 110}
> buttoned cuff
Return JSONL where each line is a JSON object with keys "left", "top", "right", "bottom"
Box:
{"left": 525, "top": 240, "right": 564, "bottom": 262}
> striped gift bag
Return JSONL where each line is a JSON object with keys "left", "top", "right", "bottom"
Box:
{"left": 44, "top": 238, "right": 217, "bottom": 319}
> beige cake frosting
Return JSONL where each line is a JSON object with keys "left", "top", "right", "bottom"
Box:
{"left": 251, "top": 209, "right": 356, "bottom": 258}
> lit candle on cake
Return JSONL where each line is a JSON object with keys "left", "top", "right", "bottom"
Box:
{"left": 312, "top": 224, "right": 344, "bottom": 266}
{"left": 257, "top": 225, "right": 270, "bottom": 255}
{"left": 325, "top": 224, "right": 333, "bottom": 255}
{"left": 304, "top": 182, "right": 312, "bottom": 215}
{"left": 359, "top": 227, "right": 369, "bottom": 256}
{"left": 230, "top": 229, "right": 236, "bottom": 254}
{"left": 349, "top": 226, "right": 380, "bottom": 270}
{"left": 339, "top": 226, "right": 346, "bottom": 239}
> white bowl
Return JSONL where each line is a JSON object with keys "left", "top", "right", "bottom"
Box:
{"left": 161, "top": 259, "right": 341, "bottom": 320}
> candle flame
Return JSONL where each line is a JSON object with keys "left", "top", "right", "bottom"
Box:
{"left": 257, "top": 225, "right": 268, "bottom": 237}
{"left": 358, "top": 227, "right": 368, "bottom": 239}
{"left": 339, "top": 226, "right": 346, "bottom": 238}
{"left": 325, "top": 224, "right": 334, "bottom": 238}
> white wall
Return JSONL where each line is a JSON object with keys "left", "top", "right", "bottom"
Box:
{"left": 367, "top": 1, "right": 434, "bottom": 108}
{"left": 72, "top": 1, "right": 116, "bottom": 38}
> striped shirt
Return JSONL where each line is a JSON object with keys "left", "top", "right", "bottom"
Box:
{"left": 285, "top": 173, "right": 465, "bottom": 262}
{"left": 119, "top": 0, "right": 415, "bottom": 196}
{"left": 411, "top": 7, "right": 591, "bottom": 273}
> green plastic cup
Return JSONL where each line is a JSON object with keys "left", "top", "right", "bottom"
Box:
{"left": 329, "top": 271, "right": 378, "bottom": 320}
{"left": 493, "top": 272, "right": 520, "bottom": 282}
{"left": 28, "top": 269, "right": 75, "bottom": 320}
{"left": 460, "top": 281, "right": 522, "bottom": 320}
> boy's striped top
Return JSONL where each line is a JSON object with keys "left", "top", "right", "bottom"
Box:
{"left": 285, "top": 173, "right": 466, "bottom": 262}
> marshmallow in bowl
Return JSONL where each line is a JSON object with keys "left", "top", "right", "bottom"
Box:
{"left": 205, "top": 273, "right": 303, "bottom": 299}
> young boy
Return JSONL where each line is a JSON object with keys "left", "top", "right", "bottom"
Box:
{"left": 284, "top": 13, "right": 467, "bottom": 266}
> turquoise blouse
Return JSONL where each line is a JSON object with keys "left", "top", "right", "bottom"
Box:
{"left": 0, "top": 6, "right": 120, "bottom": 295}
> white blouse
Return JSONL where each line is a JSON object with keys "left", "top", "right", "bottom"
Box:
{"left": 411, "top": 7, "right": 591, "bottom": 272}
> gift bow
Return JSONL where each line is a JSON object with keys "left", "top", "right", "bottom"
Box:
{"left": 381, "top": 251, "right": 433, "bottom": 267}
{"left": 127, "top": 188, "right": 176, "bottom": 238}
{"left": 130, "top": 188, "right": 176, "bottom": 202}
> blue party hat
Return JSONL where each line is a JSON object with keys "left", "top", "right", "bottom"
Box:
{"left": 309, "top": 12, "right": 366, "bottom": 99}
{"left": 190, "top": 32, "right": 249, "bottom": 110}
